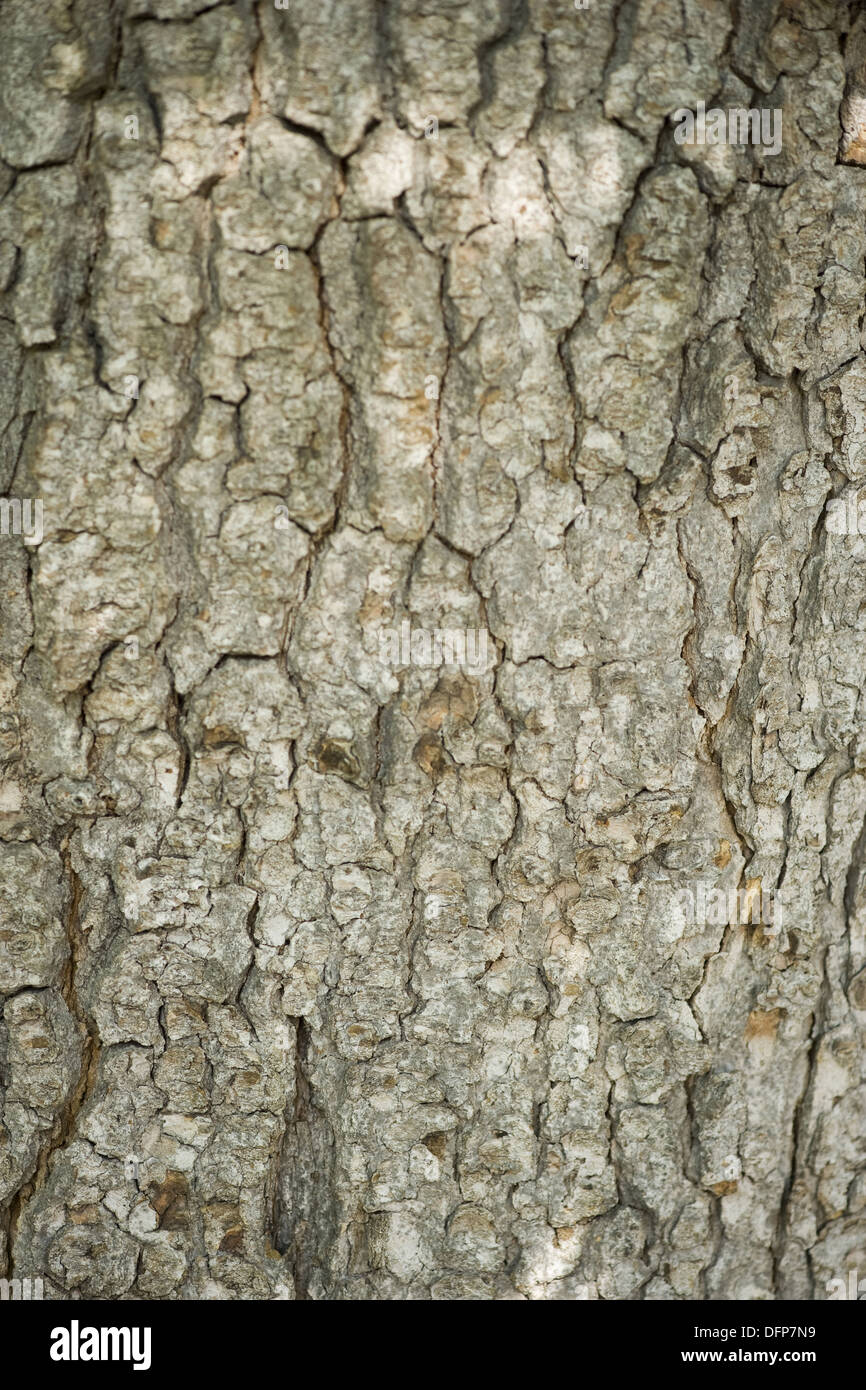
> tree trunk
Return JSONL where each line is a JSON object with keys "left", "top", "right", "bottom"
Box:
{"left": 1, "top": 0, "right": 865, "bottom": 1301}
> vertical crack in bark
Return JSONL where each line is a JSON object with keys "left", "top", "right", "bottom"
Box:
{"left": 6, "top": 851, "right": 101, "bottom": 1277}
{"left": 274, "top": 1017, "right": 336, "bottom": 1300}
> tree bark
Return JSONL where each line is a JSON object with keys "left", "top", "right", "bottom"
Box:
{"left": 1, "top": 0, "right": 865, "bottom": 1300}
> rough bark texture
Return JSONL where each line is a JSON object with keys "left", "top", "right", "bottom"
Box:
{"left": 1, "top": 0, "right": 866, "bottom": 1302}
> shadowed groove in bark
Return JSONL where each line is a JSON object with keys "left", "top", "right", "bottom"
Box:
{"left": 5, "top": 854, "right": 100, "bottom": 1279}
{"left": 275, "top": 1017, "right": 337, "bottom": 1299}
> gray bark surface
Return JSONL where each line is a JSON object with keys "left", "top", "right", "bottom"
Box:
{"left": 1, "top": 0, "right": 866, "bottom": 1300}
